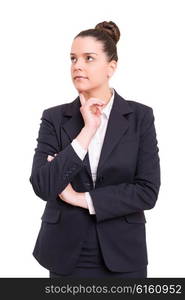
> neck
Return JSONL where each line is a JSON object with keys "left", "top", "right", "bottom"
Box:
{"left": 81, "top": 86, "right": 113, "bottom": 106}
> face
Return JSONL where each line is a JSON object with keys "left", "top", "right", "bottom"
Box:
{"left": 70, "top": 37, "right": 117, "bottom": 94}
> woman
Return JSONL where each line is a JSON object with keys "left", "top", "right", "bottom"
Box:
{"left": 29, "top": 21, "right": 161, "bottom": 278}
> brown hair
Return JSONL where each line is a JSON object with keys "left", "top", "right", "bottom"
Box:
{"left": 74, "top": 21, "right": 120, "bottom": 62}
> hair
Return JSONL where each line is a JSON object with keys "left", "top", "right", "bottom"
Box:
{"left": 74, "top": 21, "right": 120, "bottom": 62}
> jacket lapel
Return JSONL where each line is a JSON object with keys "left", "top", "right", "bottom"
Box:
{"left": 62, "top": 89, "right": 133, "bottom": 182}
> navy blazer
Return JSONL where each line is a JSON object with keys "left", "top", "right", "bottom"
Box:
{"left": 29, "top": 89, "right": 161, "bottom": 274}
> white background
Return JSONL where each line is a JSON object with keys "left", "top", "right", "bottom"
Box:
{"left": 0, "top": 0, "right": 184, "bottom": 277}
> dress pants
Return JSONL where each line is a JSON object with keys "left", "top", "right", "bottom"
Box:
{"left": 49, "top": 215, "right": 147, "bottom": 278}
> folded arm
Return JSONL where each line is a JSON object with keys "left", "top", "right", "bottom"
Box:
{"left": 89, "top": 107, "right": 161, "bottom": 223}
{"left": 29, "top": 109, "right": 85, "bottom": 202}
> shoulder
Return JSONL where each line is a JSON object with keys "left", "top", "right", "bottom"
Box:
{"left": 40, "top": 99, "right": 75, "bottom": 125}
{"left": 120, "top": 99, "right": 155, "bottom": 124}
{"left": 123, "top": 100, "right": 157, "bottom": 139}
{"left": 126, "top": 99, "right": 153, "bottom": 116}
{"left": 126, "top": 100, "right": 155, "bottom": 131}
{"left": 115, "top": 91, "right": 156, "bottom": 131}
{"left": 114, "top": 90, "right": 154, "bottom": 118}
{"left": 42, "top": 102, "right": 69, "bottom": 117}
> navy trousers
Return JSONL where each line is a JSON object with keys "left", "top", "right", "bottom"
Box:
{"left": 49, "top": 216, "right": 147, "bottom": 278}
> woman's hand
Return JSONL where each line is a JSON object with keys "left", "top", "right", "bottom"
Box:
{"left": 47, "top": 154, "right": 88, "bottom": 209}
{"left": 79, "top": 93, "right": 105, "bottom": 133}
{"left": 58, "top": 182, "right": 77, "bottom": 206}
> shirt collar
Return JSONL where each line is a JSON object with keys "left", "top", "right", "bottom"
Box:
{"left": 102, "top": 88, "right": 115, "bottom": 119}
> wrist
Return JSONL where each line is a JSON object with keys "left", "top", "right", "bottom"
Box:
{"left": 75, "top": 192, "right": 88, "bottom": 209}
{"left": 83, "top": 125, "right": 96, "bottom": 137}
{"left": 76, "top": 127, "right": 95, "bottom": 150}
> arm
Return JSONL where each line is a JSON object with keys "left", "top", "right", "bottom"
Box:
{"left": 89, "top": 107, "right": 161, "bottom": 223}
{"left": 29, "top": 109, "right": 89, "bottom": 202}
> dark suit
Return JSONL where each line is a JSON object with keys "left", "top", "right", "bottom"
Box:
{"left": 29, "top": 89, "right": 161, "bottom": 275}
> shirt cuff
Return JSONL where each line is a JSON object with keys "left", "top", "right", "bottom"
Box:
{"left": 71, "top": 138, "right": 87, "bottom": 161}
{"left": 85, "top": 192, "right": 96, "bottom": 214}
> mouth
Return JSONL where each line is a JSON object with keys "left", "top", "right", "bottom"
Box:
{"left": 74, "top": 76, "right": 88, "bottom": 80}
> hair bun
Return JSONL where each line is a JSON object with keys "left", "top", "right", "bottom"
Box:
{"left": 95, "top": 21, "right": 120, "bottom": 44}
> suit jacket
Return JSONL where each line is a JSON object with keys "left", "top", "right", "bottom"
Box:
{"left": 29, "top": 89, "right": 161, "bottom": 274}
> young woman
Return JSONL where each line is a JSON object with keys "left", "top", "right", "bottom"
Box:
{"left": 29, "top": 21, "right": 161, "bottom": 278}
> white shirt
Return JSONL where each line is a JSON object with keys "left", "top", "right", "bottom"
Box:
{"left": 71, "top": 88, "right": 115, "bottom": 214}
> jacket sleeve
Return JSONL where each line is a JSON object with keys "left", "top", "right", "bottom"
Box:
{"left": 29, "top": 109, "right": 85, "bottom": 202}
{"left": 89, "top": 107, "right": 161, "bottom": 223}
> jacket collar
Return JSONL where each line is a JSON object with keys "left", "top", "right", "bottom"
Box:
{"left": 64, "top": 88, "right": 133, "bottom": 117}
{"left": 62, "top": 89, "right": 134, "bottom": 184}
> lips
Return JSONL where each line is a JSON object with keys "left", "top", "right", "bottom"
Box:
{"left": 74, "top": 76, "right": 88, "bottom": 80}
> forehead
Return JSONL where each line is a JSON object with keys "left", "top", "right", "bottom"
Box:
{"left": 71, "top": 37, "right": 104, "bottom": 55}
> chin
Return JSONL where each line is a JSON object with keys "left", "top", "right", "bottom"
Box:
{"left": 75, "top": 86, "right": 92, "bottom": 93}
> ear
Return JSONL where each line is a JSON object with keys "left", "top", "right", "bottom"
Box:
{"left": 107, "top": 60, "right": 117, "bottom": 78}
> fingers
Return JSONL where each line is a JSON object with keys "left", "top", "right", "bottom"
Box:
{"left": 91, "top": 104, "right": 102, "bottom": 115}
{"left": 87, "top": 99, "right": 105, "bottom": 115}
{"left": 87, "top": 98, "right": 105, "bottom": 107}
{"left": 79, "top": 93, "right": 105, "bottom": 108}
{"left": 47, "top": 153, "right": 58, "bottom": 162}
{"left": 96, "top": 106, "right": 103, "bottom": 115}
{"left": 47, "top": 155, "right": 54, "bottom": 162}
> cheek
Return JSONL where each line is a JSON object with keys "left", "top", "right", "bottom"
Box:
{"left": 90, "top": 66, "right": 108, "bottom": 81}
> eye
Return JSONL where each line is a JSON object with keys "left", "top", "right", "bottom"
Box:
{"left": 86, "top": 56, "right": 94, "bottom": 61}
{"left": 70, "top": 56, "right": 77, "bottom": 63}
{"left": 70, "top": 56, "right": 94, "bottom": 63}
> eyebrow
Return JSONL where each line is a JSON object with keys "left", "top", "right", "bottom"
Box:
{"left": 70, "top": 52, "right": 98, "bottom": 56}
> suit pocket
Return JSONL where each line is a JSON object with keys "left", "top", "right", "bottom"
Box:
{"left": 124, "top": 212, "right": 146, "bottom": 223}
{"left": 41, "top": 207, "right": 61, "bottom": 224}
